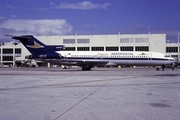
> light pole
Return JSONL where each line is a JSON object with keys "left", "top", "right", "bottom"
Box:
{"left": 13, "top": 39, "right": 15, "bottom": 67}
{"left": 178, "top": 32, "right": 180, "bottom": 65}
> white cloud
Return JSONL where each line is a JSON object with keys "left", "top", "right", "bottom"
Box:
{"left": 82, "top": 24, "right": 99, "bottom": 28}
{"left": 6, "top": 4, "right": 15, "bottom": 9}
{"left": 50, "top": 2, "right": 55, "bottom": 6}
{"left": 56, "top": 1, "right": 111, "bottom": 10}
{"left": 0, "top": 19, "right": 73, "bottom": 36}
{"left": 10, "top": 15, "right": 17, "bottom": 18}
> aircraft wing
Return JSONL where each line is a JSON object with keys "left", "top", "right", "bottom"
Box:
{"left": 43, "top": 59, "right": 109, "bottom": 67}
{"left": 60, "top": 59, "right": 109, "bottom": 66}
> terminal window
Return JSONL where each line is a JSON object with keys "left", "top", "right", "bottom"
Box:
{"left": 65, "top": 47, "right": 76, "bottom": 51}
{"left": 135, "top": 38, "right": 149, "bottom": 43}
{"left": 120, "top": 46, "right": 133, "bottom": 51}
{"left": 171, "top": 55, "right": 178, "bottom": 57}
{"left": 106, "top": 47, "right": 119, "bottom": 51}
{"left": 120, "top": 38, "right": 133, "bottom": 43}
{"left": 15, "top": 48, "right": 21, "bottom": 54}
{"left": 166, "top": 47, "right": 178, "bottom": 53}
{"left": 63, "top": 39, "right": 75, "bottom": 44}
{"left": 91, "top": 47, "right": 104, "bottom": 51}
{"left": 135, "top": 46, "right": 149, "bottom": 51}
{"left": 77, "top": 39, "right": 90, "bottom": 44}
{"left": 77, "top": 47, "right": 90, "bottom": 51}
{"left": 3, "top": 49, "right": 13, "bottom": 54}
{"left": 3, "top": 56, "right": 13, "bottom": 61}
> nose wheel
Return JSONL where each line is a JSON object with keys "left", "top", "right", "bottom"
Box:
{"left": 155, "top": 66, "right": 161, "bottom": 71}
{"left": 156, "top": 67, "right": 160, "bottom": 71}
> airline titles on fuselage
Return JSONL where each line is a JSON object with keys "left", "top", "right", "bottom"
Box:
{"left": 111, "top": 53, "right": 134, "bottom": 56}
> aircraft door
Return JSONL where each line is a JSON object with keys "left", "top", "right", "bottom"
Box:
{"left": 95, "top": 55, "right": 98, "bottom": 59}
{"left": 148, "top": 53, "right": 152, "bottom": 60}
{"left": 101, "top": 55, "right": 103, "bottom": 59}
{"left": 100, "top": 55, "right": 103, "bottom": 59}
{"left": 64, "top": 53, "right": 67, "bottom": 59}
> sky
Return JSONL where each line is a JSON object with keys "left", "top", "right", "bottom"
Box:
{"left": 0, "top": 0, "right": 180, "bottom": 42}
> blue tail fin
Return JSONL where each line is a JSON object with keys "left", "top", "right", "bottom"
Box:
{"left": 12, "top": 35, "right": 64, "bottom": 59}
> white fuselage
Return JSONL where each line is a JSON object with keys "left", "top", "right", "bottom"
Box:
{"left": 53, "top": 51, "right": 175, "bottom": 67}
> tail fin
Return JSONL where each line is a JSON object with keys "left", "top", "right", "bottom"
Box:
{"left": 12, "top": 35, "right": 64, "bottom": 59}
{"left": 12, "top": 35, "right": 46, "bottom": 55}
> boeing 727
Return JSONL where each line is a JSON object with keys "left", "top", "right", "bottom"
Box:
{"left": 11, "top": 35, "right": 175, "bottom": 71}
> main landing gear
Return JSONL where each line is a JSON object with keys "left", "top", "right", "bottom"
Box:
{"left": 156, "top": 67, "right": 160, "bottom": 71}
{"left": 82, "top": 65, "right": 92, "bottom": 71}
{"left": 155, "top": 66, "right": 161, "bottom": 71}
{"left": 155, "top": 65, "right": 165, "bottom": 71}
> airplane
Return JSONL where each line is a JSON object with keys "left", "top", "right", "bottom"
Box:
{"left": 11, "top": 35, "right": 176, "bottom": 71}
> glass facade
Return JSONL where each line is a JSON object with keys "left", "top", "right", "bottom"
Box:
{"left": 120, "top": 46, "right": 133, "bottom": 51}
{"left": 166, "top": 47, "right": 178, "bottom": 53}
{"left": 120, "top": 38, "right": 133, "bottom": 43}
{"left": 63, "top": 39, "right": 76, "bottom": 44}
{"left": 91, "top": 47, "right": 104, "bottom": 51}
{"left": 77, "top": 39, "right": 90, "bottom": 44}
{"left": 65, "top": 47, "right": 76, "bottom": 51}
{"left": 135, "top": 38, "right": 149, "bottom": 43}
{"left": 15, "top": 48, "right": 21, "bottom": 54}
{"left": 3, "top": 49, "right": 13, "bottom": 54}
{"left": 106, "top": 46, "right": 119, "bottom": 51}
{"left": 77, "top": 47, "right": 90, "bottom": 51}
{"left": 0, "top": 48, "right": 22, "bottom": 64}
{"left": 135, "top": 46, "right": 149, "bottom": 51}
{"left": 3, "top": 56, "right": 13, "bottom": 61}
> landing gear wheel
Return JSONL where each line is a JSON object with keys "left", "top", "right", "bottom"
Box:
{"left": 156, "top": 68, "right": 160, "bottom": 71}
{"left": 82, "top": 67, "right": 91, "bottom": 71}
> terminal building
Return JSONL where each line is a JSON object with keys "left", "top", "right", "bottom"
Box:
{"left": 0, "top": 33, "right": 179, "bottom": 66}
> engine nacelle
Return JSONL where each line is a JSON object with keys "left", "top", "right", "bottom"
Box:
{"left": 25, "top": 55, "right": 33, "bottom": 59}
{"left": 25, "top": 55, "right": 42, "bottom": 59}
{"left": 39, "top": 53, "right": 61, "bottom": 59}
{"left": 25, "top": 53, "right": 61, "bottom": 59}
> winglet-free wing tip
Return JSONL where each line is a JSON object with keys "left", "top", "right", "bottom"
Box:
{"left": 4, "top": 34, "right": 14, "bottom": 37}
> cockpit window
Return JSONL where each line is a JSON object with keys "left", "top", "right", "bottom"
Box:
{"left": 164, "top": 55, "right": 171, "bottom": 57}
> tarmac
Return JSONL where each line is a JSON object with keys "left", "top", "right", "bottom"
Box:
{"left": 0, "top": 67, "right": 180, "bottom": 120}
